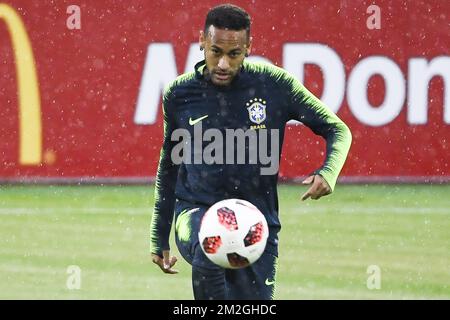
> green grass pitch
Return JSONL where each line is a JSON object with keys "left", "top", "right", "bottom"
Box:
{"left": 0, "top": 184, "right": 448, "bottom": 299}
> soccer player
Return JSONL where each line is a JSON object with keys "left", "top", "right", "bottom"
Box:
{"left": 150, "top": 4, "right": 352, "bottom": 300}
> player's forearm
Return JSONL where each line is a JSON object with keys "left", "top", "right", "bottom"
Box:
{"left": 150, "top": 147, "right": 179, "bottom": 256}
{"left": 287, "top": 78, "right": 352, "bottom": 190}
{"left": 316, "top": 121, "right": 352, "bottom": 191}
{"left": 150, "top": 179, "right": 176, "bottom": 255}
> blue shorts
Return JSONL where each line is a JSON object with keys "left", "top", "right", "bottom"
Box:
{"left": 174, "top": 199, "right": 278, "bottom": 300}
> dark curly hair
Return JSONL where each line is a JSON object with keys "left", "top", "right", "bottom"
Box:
{"left": 204, "top": 4, "right": 251, "bottom": 38}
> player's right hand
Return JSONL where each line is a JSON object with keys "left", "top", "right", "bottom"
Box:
{"left": 152, "top": 250, "right": 178, "bottom": 274}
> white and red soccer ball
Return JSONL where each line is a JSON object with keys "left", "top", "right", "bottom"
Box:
{"left": 198, "top": 199, "right": 269, "bottom": 269}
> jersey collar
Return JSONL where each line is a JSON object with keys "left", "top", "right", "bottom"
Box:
{"left": 194, "top": 60, "right": 208, "bottom": 79}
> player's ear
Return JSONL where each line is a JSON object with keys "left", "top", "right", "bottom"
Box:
{"left": 246, "top": 36, "right": 253, "bottom": 57}
{"left": 199, "top": 30, "right": 205, "bottom": 51}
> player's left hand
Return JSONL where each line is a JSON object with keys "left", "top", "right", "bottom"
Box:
{"left": 301, "top": 174, "right": 331, "bottom": 201}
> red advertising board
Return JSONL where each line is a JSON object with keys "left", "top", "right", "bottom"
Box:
{"left": 0, "top": 0, "right": 449, "bottom": 182}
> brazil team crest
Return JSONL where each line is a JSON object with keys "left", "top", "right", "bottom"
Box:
{"left": 246, "top": 98, "right": 267, "bottom": 125}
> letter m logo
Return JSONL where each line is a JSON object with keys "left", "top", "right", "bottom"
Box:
{"left": 0, "top": 4, "right": 42, "bottom": 165}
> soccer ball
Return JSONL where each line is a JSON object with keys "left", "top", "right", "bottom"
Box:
{"left": 198, "top": 199, "right": 269, "bottom": 269}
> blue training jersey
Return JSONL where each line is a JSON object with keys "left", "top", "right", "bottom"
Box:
{"left": 150, "top": 59, "right": 352, "bottom": 257}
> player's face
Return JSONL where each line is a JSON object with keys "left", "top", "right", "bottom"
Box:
{"left": 200, "top": 26, "right": 251, "bottom": 86}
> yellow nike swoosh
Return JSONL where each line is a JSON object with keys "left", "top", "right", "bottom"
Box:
{"left": 265, "top": 278, "right": 275, "bottom": 286}
{"left": 189, "top": 115, "right": 208, "bottom": 125}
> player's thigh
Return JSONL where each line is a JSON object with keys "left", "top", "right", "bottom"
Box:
{"left": 174, "top": 199, "right": 208, "bottom": 264}
{"left": 226, "top": 251, "right": 278, "bottom": 300}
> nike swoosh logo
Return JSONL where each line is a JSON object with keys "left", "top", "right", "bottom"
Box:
{"left": 189, "top": 115, "right": 208, "bottom": 125}
{"left": 265, "top": 278, "right": 275, "bottom": 286}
